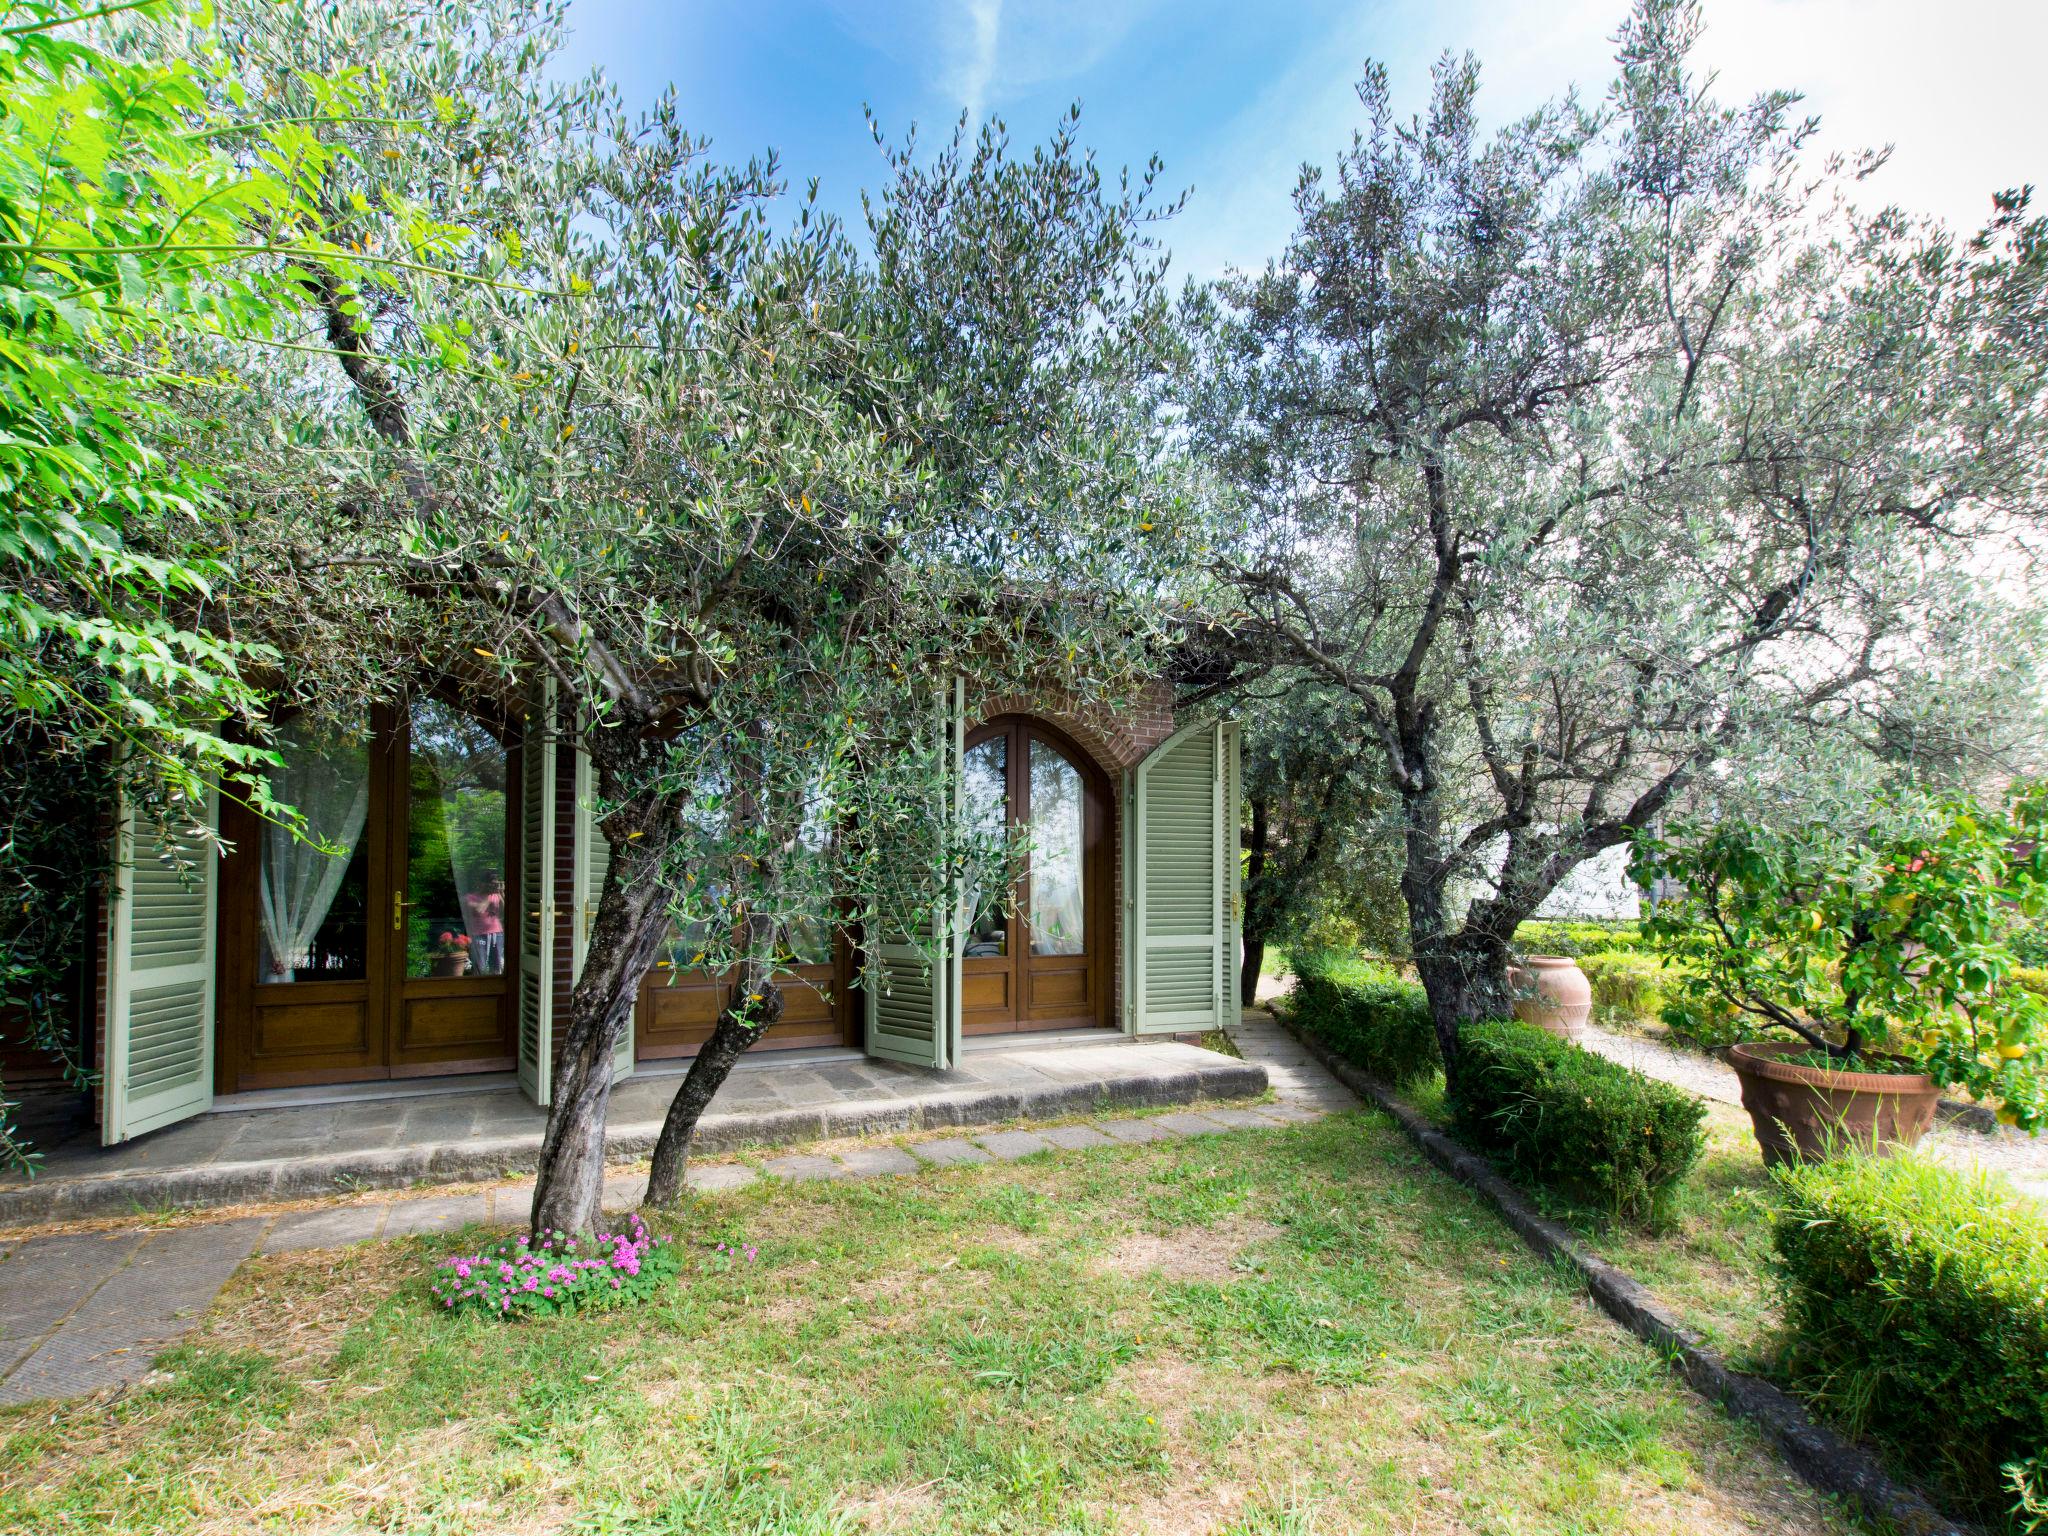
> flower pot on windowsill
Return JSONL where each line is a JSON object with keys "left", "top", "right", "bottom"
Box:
{"left": 1509, "top": 956, "right": 1591, "bottom": 1042}
{"left": 429, "top": 954, "right": 471, "bottom": 978}
{"left": 1725, "top": 1040, "right": 1939, "bottom": 1166}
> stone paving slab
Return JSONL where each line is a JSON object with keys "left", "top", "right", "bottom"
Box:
{"left": 1152, "top": 1111, "right": 1230, "bottom": 1137}
{"left": 379, "top": 1192, "right": 497, "bottom": 1239}
{"left": 974, "top": 1129, "right": 1054, "bottom": 1161}
{"left": 1038, "top": 1123, "right": 1115, "bottom": 1150}
{"left": 0, "top": 1219, "right": 265, "bottom": 1405}
{"left": 839, "top": 1147, "right": 922, "bottom": 1177}
{"left": 762, "top": 1154, "right": 847, "bottom": 1182}
{"left": 908, "top": 1137, "right": 991, "bottom": 1167}
{"left": 260, "top": 1205, "right": 389, "bottom": 1254}
{"left": 1096, "top": 1117, "right": 1180, "bottom": 1144}
{"left": 2, "top": 1038, "right": 1265, "bottom": 1226}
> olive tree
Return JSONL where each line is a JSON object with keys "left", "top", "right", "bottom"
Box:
{"left": 1185, "top": 0, "right": 2048, "bottom": 1067}
{"left": 172, "top": 0, "right": 1188, "bottom": 1232}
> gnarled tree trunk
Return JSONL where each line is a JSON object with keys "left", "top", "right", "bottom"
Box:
{"left": 528, "top": 809, "right": 674, "bottom": 1237}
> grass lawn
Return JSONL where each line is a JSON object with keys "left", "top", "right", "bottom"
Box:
{"left": 0, "top": 1113, "right": 1866, "bottom": 1536}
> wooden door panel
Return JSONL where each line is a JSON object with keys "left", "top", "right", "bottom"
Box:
{"left": 394, "top": 983, "right": 513, "bottom": 1072}
{"left": 1024, "top": 963, "right": 1091, "bottom": 1016}
{"left": 635, "top": 963, "right": 847, "bottom": 1059}
{"left": 250, "top": 995, "right": 372, "bottom": 1057}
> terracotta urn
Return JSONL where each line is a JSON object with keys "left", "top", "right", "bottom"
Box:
{"left": 429, "top": 953, "right": 471, "bottom": 979}
{"left": 1509, "top": 956, "right": 1592, "bottom": 1041}
{"left": 1726, "top": 1041, "right": 1939, "bottom": 1166}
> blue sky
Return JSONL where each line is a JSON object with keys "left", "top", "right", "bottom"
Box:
{"left": 555, "top": 0, "right": 2047, "bottom": 281}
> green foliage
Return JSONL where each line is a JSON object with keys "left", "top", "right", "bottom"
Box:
{"left": 1188, "top": 0, "right": 2048, "bottom": 1038}
{"left": 1636, "top": 786, "right": 2048, "bottom": 1129}
{"left": 430, "top": 1213, "right": 689, "bottom": 1320}
{"left": 1285, "top": 950, "right": 1442, "bottom": 1088}
{"left": 0, "top": 725, "right": 111, "bottom": 1170}
{"left": 1513, "top": 921, "right": 1646, "bottom": 958}
{"left": 1656, "top": 994, "right": 1747, "bottom": 1053}
{"left": 1238, "top": 681, "right": 1404, "bottom": 970}
{"left": 1451, "top": 1018, "right": 1706, "bottom": 1225}
{"left": 1577, "top": 950, "right": 1669, "bottom": 1020}
{"left": 1769, "top": 1154, "right": 2048, "bottom": 1528}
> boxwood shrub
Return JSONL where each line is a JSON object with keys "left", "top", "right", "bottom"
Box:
{"left": 1285, "top": 951, "right": 1442, "bottom": 1087}
{"left": 1450, "top": 1018, "right": 1705, "bottom": 1224}
{"left": 1511, "top": 919, "right": 1645, "bottom": 957}
{"left": 1577, "top": 949, "right": 1669, "bottom": 1019}
{"left": 1771, "top": 1154, "right": 2048, "bottom": 1526}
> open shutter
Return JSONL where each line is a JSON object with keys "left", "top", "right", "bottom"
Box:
{"left": 1126, "top": 720, "right": 1232, "bottom": 1034}
{"left": 517, "top": 681, "right": 558, "bottom": 1105}
{"left": 103, "top": 788, "right": 218, "bottom": 1144}
{"left": 863, "top": 678, "right": 964, "bottom": 1069}
{"left": 1222, "top": 720, "right": 1243, "bottom": 1018}
{"left": 570, "top": 745, "right": 631, "bottom": 1081}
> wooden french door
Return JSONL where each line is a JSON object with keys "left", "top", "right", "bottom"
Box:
{"left": 217, "top": 700, "right": 520, "bottom": 1091}
{"left": 960, "top": 716, "right": 1112, "bottom": 1034}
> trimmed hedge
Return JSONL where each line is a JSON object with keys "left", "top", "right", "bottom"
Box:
{"left": 1512, "top": 920, "right": 1645, "bottom": 957}
{"left": 1771, "top": 1154, "right": 2048, "bottom": 1526}
{"left": 1578, "top": 949, "right": 1668, "bottom": 1018}
{"left": 1285, "top": 951, "right": 1442, "bottom": 1088}
{"left": 1451, "top": 1018, "right": 1705, "bottom": 1225}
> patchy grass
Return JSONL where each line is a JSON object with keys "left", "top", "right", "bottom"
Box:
{"left": 0, "top": 1114, "right": 1868, "bottom": 1535}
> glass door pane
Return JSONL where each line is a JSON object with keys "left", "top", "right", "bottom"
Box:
{"left": 1028, "top": 740, "right": 1085, "bottom": 956}
{"left": 405, "top": 701, "right": 510, "bottom": 978}
{"left": 962, "top": 735, "right": 1010, "bottom": 956}
{"left": 255, "top": 717, "right": 372, "bottom": 983}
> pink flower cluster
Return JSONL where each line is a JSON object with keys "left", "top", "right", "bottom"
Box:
{"left": 431, "top": 1211, "right": 665, "bottom": 1316}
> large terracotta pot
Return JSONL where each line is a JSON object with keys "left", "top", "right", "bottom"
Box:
{"left": 429, "top": 953, "right": 471, "bottom": 979}
{"left": 1510, "top": 956, "right": 1592, "bottom": 1042}
{"left": 1726, "top": 1041, "right": 1940, "bottom": 1166}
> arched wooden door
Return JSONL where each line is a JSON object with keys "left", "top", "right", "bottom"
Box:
{"left": 960, "top": 716, "right": 1113, "bottom": 1034}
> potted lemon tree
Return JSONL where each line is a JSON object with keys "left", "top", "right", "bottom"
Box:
{"left": 1634, "top": 788, "right": 2048, "bottom": 1164}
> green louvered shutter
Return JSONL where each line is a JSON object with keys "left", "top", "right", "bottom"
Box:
{"left": 1127, "top": 721, "right": 1232, "bottom": 1033}
{"left": 103, "top": 789, "right": 218, "bottom": 1143}
{"left": 517, "top": 682, "right": 558, "bottom": 1105}
{"left": 570, "top": 745, "right": 632, "bottom": 1081}
{"left": 1222, "top": 720, "right": 1243, "bottom": 1017}
{"left": 864, "top": 678, "right": 964, "bottom": 1069}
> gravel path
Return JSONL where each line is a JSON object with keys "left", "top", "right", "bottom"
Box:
{"left": 1579, "top": 1022, "right": 2048, "bottom": 1204}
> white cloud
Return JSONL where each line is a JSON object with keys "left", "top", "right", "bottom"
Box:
{"left": 822, "top": 0, "right": 1169, "bottom": 122}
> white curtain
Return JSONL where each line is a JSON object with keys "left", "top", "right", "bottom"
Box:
{"left": 1029, "top": 744, "right": 1085, "bottom": 957}
{"left": 258, "top": 721, "right": 370, "bottom": 981}
{"left": 414, "top": 703, "right": 501, "bottom": 953}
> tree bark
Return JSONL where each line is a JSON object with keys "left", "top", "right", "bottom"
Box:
{"left": 645, "top": 956, "right": 783, "bottom": 1205}
{"left": 528, "top": 785, "right": 675, "bottom": 1238}
{"left": 1239, "top": 935, "right": 1267, "bottom": 1008}
{"left": 1239, "top": 793, "right": 1270, "bottom": 1006}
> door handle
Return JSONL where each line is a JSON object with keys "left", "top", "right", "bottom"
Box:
{"left": 392, "top": 889, "right": 410, "bottom": 932}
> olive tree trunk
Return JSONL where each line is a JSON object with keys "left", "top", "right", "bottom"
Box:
{"left": 644, "top": 920, "right": 783, "bottom": 1205}
{"left": 528, "top": 818, "right": 674, "bottom": 1238}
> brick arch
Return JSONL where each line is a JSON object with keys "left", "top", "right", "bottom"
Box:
{"left": 968, "top": 680, "right": 1175, "bottom": 776}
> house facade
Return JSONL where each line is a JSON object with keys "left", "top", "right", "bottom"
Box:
{"left": 95, "top": 678, "right": 1242, "bottom": 1143}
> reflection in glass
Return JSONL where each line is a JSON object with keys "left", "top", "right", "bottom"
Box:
{"left": 962, "top": 736, "right": 1009, "bottom": 956}
{"left": 1029, "top": 741, "right": 1085, "bottom": 956}
{"left": 257, "top": 716, "right": 371, "bottom": 983}
{"left": 407, "top": 700, "right": 509, "bottom": 978}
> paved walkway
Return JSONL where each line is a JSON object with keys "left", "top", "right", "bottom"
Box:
{"left": 0, "top": 1034, "right": 1260, "bottom": 1225}
{"left": 0, "top": 1014, "right": 1350, "bottom": 1406}
{"left": 1580, "top": 1022, "right": 2048, "bottom": 1204}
